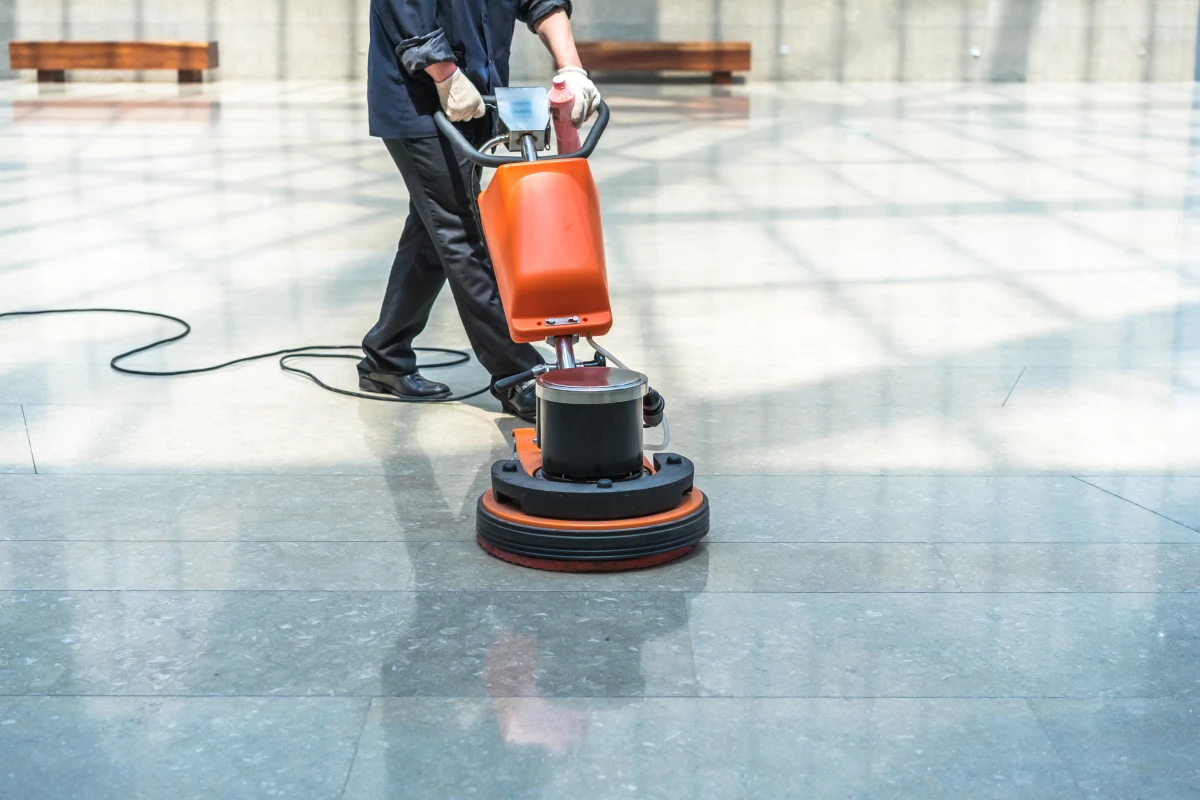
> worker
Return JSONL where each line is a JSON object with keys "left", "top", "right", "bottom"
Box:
{"left": 359, "top": 0, "right": 601, "bottom": 421}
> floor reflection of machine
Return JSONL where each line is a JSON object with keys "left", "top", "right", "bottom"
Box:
{"left": 484, "top": 628, "right": 589, "bottom": 752}
{"left": 434, "top": 88, "right": 709, "bottom": 572}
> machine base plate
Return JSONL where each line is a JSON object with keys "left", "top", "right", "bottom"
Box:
{"left": 475, "top": 488, "right": 709, "bottom": 571}
{"left": 477, "top": 536, "right": 697, "bottom": 572}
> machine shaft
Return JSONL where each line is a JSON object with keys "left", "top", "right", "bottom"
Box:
{"left": 554, "top": 335, "right": 577, "bottom": 369}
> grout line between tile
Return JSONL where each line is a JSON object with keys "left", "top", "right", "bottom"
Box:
{"left": 14, "top": 471, "right": 1200, "bottom": 478}
{"left": 18, "top": 405, "right": 37, "bottom": 474}
{"left": 166, "top": 497, "right": 191, "bottom": 525}
{"left": 931, "top": 544, "right": 964, "bottom": 592}
{"left": 1001, "top": 366, "right": 1026, "bottom": 407}
{"left": 0, "top": 692, "right": 1180, "bottom": 701}
{"left": 336, "top": 698, "right": 374, "bottom": 800}
{"left": 1074, "top": 477, "right": 1200, "bottom": 534}
{"left": 1025, "top": 698, "right": 1088, "bottom": 799}
{"left": 1, "top": 588, "right": 1198, "bottom": 595}
{"left": 681, "top": 591, "right": 702, "bottom": 694}
{"left": 17, "top": 539, "right": 1200, "bottom": 544}
{"left": 402, "top": 543, "right": 425, "bottom": 590}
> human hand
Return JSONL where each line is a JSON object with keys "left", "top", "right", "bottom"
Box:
{"left": 554, "top": 66, "right": 600, "bottom": 128}
{"left": 433, "top": 66, "right": 485, "bottom": 122}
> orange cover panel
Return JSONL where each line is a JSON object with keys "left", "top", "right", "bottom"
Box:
{"left": 478, "top": 158, "right": 612, "bottom": 343}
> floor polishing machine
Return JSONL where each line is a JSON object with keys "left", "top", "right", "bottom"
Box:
{"left": 433, "top": 88, "right": 709, "bottom": 572}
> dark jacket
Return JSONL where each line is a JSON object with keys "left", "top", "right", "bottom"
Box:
{"left": 368, "top": 0, "right": 572, "bottom": 139}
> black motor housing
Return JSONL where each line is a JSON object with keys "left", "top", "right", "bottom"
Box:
{"left": 536, "top": 367, "right": 647, "bottom": 482}
{"left": 480, "top": 366, "right": 707, "bottom": 570}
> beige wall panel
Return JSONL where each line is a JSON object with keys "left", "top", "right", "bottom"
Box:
{"left": 1024, "top": 26, "right": 1090, "bottom": 80}
{"left": 138, "top": 0, "right": 208, "bottom": 26}
{"left": 898, "top": 26, "right": 985, "bottom": 81}
{"left": 1147, "top": 26, "right": 1200, "bottom": 79}
{"left": 842, "top": 22, "right": 904, "bottom": 80}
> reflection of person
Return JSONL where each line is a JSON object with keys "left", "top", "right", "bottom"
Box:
{"left": 484, "top": 628, "right": 590, "bottom": 753}
{"left": 359, "top": 0, "right": 601, "bottom": 421}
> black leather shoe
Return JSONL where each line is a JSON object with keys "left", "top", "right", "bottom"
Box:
{"left": 491, "top": 378, "right": 537, "bottom": 423}
{"left": 359, "top": 370, "right": 450, "bottom": 398}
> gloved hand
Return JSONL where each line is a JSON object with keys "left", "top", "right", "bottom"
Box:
{"left": 554, "top": 66, "right": 601, "bottom": 128}
{"left": 435, "top": 67, "right": 486, "bottom": 122}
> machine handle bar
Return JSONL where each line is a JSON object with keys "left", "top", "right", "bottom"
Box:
{"left": 493, "top": 365, "right": 542, "bottom": 392}
{"left": 432, "top": 97, "right": 609, "bottom": 168}
{"left": 494, "top": 350, "right": 613, "bottom": 392}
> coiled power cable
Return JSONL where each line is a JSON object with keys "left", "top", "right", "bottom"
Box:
{"left": 0, "top": 308, "right": 490, "bottom": 402}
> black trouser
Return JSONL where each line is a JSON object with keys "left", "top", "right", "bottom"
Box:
{"left": 360, "top": 122, "right": 542, "bottom": 380}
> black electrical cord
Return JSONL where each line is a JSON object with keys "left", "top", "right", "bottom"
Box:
{"left": 0, "top": 308, "right": 491, "bottom": 402}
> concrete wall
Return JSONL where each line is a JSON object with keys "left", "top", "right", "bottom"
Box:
{"left": 4, "top": 0, "right": 1198, "bottom": 82}
{"left": 565, "top": 0, "right": 1200, "bottom": 81}
{"left": 0, "top": 1, "right": 14, "bottom": 79}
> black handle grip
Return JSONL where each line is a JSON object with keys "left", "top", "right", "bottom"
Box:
{"left": 643, "top": 388, "right": 666, "bottom": 428}
{"left": 433, "top": 101, "right": 519, "bottom": 168}
{"left": 433, "top": 98, "right": 610, "bottom": 168}
{"left": 493, "top": 367, "right": 540, "bottom": 392}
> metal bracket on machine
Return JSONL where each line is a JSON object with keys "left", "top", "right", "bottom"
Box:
{"left": 495, "top": 87, "right": 551, "bottom": 152}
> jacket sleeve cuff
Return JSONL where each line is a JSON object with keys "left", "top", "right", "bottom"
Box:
{"left": 394, "top": 28, "right": 456, "bottom": 76}
{"left": 522, "top": 0, "right": 572, "bottom": 33}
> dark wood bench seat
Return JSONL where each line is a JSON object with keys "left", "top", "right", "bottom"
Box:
{"left": 9, "top": 41, "right": 219, "bottom": 83}
{"left": 576, "top": 41, "right": 751, "bottom": 84}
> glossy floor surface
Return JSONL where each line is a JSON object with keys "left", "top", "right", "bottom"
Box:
{"left": 2, "top": 79, "right": 1199, "bottom": 799}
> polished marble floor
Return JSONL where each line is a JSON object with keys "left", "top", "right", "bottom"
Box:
{"left": 1, "top": 78, "right": 1199, "bottom": 798}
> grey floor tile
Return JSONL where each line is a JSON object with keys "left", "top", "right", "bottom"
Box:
{"left": 703, "top": 543, "right": 958, "bottom": 592}
{"left": 1081, "top": 477, "right": 1200, "bottom": 533}
{"left": 940, "top": 544, "right": 1200, "bottom": 592}
{"left": 7, "top": 80, "right": 1200, "bottom": 797}
{"left": 412, "top": 541, "right": 714, "bottom": 591}
{"left": 0, "top": 474, "right": 485, "bottom": 542}
{"left": 342, "top": 697, "right": 1080, "bottom": 800}
{"left": 171, "top": 473, "right": 486, "bottom": 542}
{"left": 0, "top": 696, "right": 369, "bottom": 800}
{"left": 8, "top": 475, "right": 1187, "bottom": 548}
{"left": 1007, "top": 368, "right": 1200, "bottom": 407}
{"left": 0, "top": 590, "right": 692, "bottom": 698}
{"left": 371, "top": 591, "right": 696, "bottom": 698}
{"left": 17, "top": 402, "right": 481, "bottom": 475}
{"left": 653, "top": 366, "right": 1021, "bottom": 407}
{"left": 0, "top": 352, "right": 483, "bottom": 409}
{"left": 414, "top": 542, "right": 955, "bottom": 593}
{"left": 2, "top": 361, "right": 1023, "bottom": 408}
{"left": 700, "top": 476, "right": 1195, "bottom": 543}
{"left": 0, "top": 541, "right": 415, "bottom": 590}
{"left": 0, "top": 405, "right": 34, "bottom": 473}
{"left": 688, "top": 592, "right": 1200, "bottom": 698}
{"left": 668, "top": 402, "right": 1200, "bottom": 476}
{"left": 0, "top": 475, "right": 194, "bottom": 539}
{"left": 0, "top": 591, "right": 418, "bottom": 696}
{"left": 0, "top": 359, "right": 357, "bottom": 407}
{"left": 1030, "top": 699, "right": 1200, "bottom": 799}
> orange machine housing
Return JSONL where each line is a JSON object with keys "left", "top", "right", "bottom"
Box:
{"left": 477, "top": 158, "right": 612, "bottom": 343}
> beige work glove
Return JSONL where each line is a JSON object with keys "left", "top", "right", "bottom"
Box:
{"left": 555, "top": 66, "right": 601, "bottom": 128}
{"left": 435, "top": 68, "right": 486, "bottom": 122}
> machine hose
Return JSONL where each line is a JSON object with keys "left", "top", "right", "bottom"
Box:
{"left": 587, "top": 336, "right": 671, "bottom": 451}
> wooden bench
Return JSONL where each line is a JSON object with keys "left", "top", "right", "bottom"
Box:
{"left": 576, "top": 41, "right": 751, "bottom": 85}
{"left": 9, "top": 41, "right": 219, "bottom": 83}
